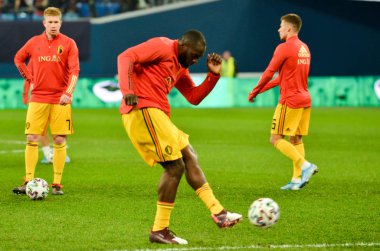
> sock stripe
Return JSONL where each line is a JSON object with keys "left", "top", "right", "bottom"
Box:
{"left": 53, "top": 144, "right": 66, "bottom": 149}
{"left": 293, "top": 142, "right": 303, "bottom": 146}
{"left": 195, "top": 183, "right": 210, "bottom": 195}
{"left": 157, "top": 201, "right": 174, "bottom": 207}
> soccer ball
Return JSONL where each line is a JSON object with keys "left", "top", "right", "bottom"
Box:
{"left": 26, "top": 178, "right": 49, "bottom": 200}
{"left": 248, "top": 198, "right": 280, "bottom": 228}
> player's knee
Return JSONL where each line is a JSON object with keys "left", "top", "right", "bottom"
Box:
{"left": 182, "top": 145, "right": 198, "bottom": 164}
{"left": 269, "top": 137, "right": 277, "bottom": 146}
{"left": 174, "top": 162, "right": 185, "bottom": 177}
{"left": 290, "top": 135, "right": 302, "bottom": 144}
{"left": 53, "top": 135, "right": 66, "bottom": 145}
{"left": 270, "top": 134, "right": 283, "bottom": 146}
{"left": 162, "top": 159, "right": 185, "bottom": 178}
{"left": 27, "top": 134, "right": 39, "bottom": 142}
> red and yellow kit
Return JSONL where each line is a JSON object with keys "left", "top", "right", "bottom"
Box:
{"left": 14, "top": 32, "right": 80, "bottom": 104}
{"left": 251, "top": 36, "right": 311, "bottom": 108}
{"left": 118, "top": 37, "right": 220, "bottom": 116}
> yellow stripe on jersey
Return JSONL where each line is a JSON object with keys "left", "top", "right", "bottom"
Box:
{"left": 142, "top": 109, "right": 165, "bottom": 162}
{"left": 66, "top": 74, "right": 78, "bottom": 94}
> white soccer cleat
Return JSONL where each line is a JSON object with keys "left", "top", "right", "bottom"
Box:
{"left": 212, "top": 210, "right": 243, "bottom": 228}
{"left": 149, "top": 227, "right": 188, "bottom": 245}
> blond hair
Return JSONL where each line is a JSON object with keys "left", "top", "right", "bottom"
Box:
{"left": 43, "top": 7, "right": 62, "bottom": 20}
{"left": 281, "top": 13, "right": 302, "bottom": 33}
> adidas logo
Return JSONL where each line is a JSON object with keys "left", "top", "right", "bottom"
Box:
{"left": 298, "top": 45, "right": 310, "bottom": 58}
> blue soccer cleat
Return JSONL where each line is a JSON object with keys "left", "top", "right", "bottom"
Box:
{"left": 299, "top": 164, "right": 318, "bottom": 188}
{"left": 41, "top": 156, "right": 53, "bottom": 164}
{"left": 281, "top": 181, "right": 301, "bottom": 190}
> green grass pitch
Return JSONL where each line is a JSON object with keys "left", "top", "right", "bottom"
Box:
{"left": 0, "top": 108, "right": 379, "bottom": 250}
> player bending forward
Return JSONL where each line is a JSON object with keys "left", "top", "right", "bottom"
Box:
{"left": 118, "top": 30, "right": 242, "bottom": 244}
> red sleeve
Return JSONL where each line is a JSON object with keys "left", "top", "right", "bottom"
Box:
{"left": 22, "top": 63, "right": 33, "bottom": 104}
{"left": 258, "top": 76, "right": 280, "bottom": 94}
{"left": 64, "top": 39, "right": 80, "bottom": 97}
{"left": 175, "top": 72, "right": 220, "bottom": 105}
{"left": 117, "top": 38, "right": 164, "bottom": 96}
{"left": 250, "top": 45, "right": 286, "bottom": 97}
{"left": 22, "top": 80, "right": 30, "bottom": 105}
{"left": 14, "top": 38, "right": 34, "bottom": 83}
{"left": 117, "top": 51, "right": 135, "bottom": 95}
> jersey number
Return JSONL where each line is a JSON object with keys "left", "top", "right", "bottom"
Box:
{"left": 272, "top": 119, "right": 276, "bottom": 130}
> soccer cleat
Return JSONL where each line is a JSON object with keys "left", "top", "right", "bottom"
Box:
{"left": 299, "top": 164, "right": 318, "bottom": 188}
{"left": 12, "top": 181, "right": 28, "bottom": 195}
{"left": 52, "top": 184, "right": 64, "bottom": 195}
{"left": 65, "top": 155, "right": 71, "bottom": 163}
{"left": 281, "top": 181, "right": 301, "bottom": 190}
{"left": 41, "top": 156, "right": 53, "bottom": 164}
{"left": 149, "top": 227, "right": 188, "bottom": 245}
{"left": 212, "top": 209, "right": 243, "bottom": 228}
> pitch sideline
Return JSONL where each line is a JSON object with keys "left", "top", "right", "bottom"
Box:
{"left": 130, "top": 242, "right": 380, "bottom": 251}
{"left": 0, "top": 140, "right": 25, "bottom": 154}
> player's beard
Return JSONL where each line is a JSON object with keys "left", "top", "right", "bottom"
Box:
{"left": 178, "top": 53, "right": 190, "bottom": 68}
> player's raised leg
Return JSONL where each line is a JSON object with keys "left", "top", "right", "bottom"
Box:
{"left": 181, "top": 145, "right": 242, "bottom": 228}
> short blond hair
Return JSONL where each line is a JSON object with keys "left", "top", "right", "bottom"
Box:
{"left": 281, "top": 13, "right": 302, "bottom": 33}
{"left": 43, "top": 7, "right": 62, "bottom": 20}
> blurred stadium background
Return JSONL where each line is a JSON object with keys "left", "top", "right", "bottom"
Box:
{"left": 1, "top": 1, "right": 379, "bottom": 250}
{"left": 0, "top": 0, "right": 379, "bottom": 109}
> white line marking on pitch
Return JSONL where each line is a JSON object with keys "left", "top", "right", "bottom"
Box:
{"left": 0, "top": 140, "right": 25, "bottom": 154}
{"left": 0, "top": 140, "right": 25, "bottom": 145}
{"left": 0, "top": 149, "right": 24, "bottom": 154}
{"left": 130, "top": 242, "right": 380, "bottom": 251}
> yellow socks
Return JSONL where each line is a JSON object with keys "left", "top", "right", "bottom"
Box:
{"left": 274, "top": 139, "right": 304, "bottom": 169}
{"left": 152, "top": 201, "right": 174, "bottom": 231}
{"left": 53, "top": 142, "right": 66, "bottom": 184}
{"left": 196, "top": 183, "right": 224, "bottom": 215}
{"left": 25, "top": 141, "right": 39, "bottom": 181}
{"left": 152, "top": 183, "right": 224, "bottom": 231}
{"left": 292, "top": 142, "right": 305, "bottom": 179}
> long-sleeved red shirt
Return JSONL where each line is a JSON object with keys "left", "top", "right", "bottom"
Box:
{"left": 250, "top": 35, "right": 311, "bottom": 108}
{"left": 14, "top": 32, "right": 80, "bottom": 104}
{"left": 117, "top": 37, "right": 220, "bottom": 117}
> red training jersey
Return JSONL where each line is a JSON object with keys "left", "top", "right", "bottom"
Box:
{"left": 117, "top": 37, "right": 220, "bottom": 117}
{"left": 14, "top": 32, "right": 80, "bottom": 104}
{"left": 251, "top": 35, "right": 311, "bottom": 108}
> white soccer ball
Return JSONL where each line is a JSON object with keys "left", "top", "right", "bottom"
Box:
{"left": 248, "top": 198, "right": 280, "bottom": 228}
{"left": 26, "top": 178, "right": 49, "bottom": 200}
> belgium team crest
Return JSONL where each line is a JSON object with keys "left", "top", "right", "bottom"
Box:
{"left": 57, "top": 45, "right": 63, "bottom": 55}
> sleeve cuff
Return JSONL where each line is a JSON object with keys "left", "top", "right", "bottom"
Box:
{"left": 64, "top": 92, "right": 72, "bottom": 97}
